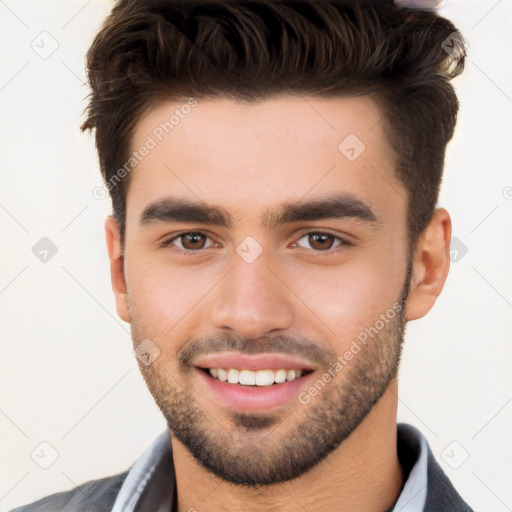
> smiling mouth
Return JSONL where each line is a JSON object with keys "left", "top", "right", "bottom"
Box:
{"left": 198, "top": 367, "right": 314, "bottom": 387}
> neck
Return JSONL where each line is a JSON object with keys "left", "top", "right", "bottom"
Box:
{"left": 171, "top": 381, "right": 403, "bottom": 512}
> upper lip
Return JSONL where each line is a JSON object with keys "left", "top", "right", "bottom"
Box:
{"left": 194, "top": 352, "right": 315, "bottom": 371}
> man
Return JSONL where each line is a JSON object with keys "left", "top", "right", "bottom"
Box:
{"left": 11, "top": 0, "right": 473, "bottom": 510}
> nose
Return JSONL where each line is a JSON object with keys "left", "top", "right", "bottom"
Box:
{"left": 210, "top": 250, "right": 295, "bottom": 339}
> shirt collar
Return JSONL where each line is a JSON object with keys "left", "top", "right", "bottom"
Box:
{"left": 112, "top": 423, "right": 428, "bottom": 512}
{"left": 391, "top": 423, "right": 428, "bottom": 511}
{"left": 111, "top": 430, "right": 175, "bottom": 512}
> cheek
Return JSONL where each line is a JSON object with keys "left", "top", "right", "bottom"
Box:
{"left": 292, "top": 250, "right": 406, "bottom": 343}
{"left": 126, "top": 258, "right": 222, "bottom": 337}
{"left": 127, "top": 257, "right": 233, "bottom": 344}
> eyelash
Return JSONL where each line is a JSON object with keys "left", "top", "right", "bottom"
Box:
{"left": 159, "top": 231, "right": 352, "bottom": 255}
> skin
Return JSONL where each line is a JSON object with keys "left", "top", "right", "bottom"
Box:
{"left": 105, "top": 95, "right": 452, "bottom": 512}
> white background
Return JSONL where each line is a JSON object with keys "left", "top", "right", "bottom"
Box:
{"left": 0, "top": 1, "right": 511, "bottom": 510}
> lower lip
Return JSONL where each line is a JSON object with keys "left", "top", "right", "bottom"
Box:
{"left": 195, "top": 368, "right": 314, "bottom": 411}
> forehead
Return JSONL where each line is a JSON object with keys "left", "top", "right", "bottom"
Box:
{"left": 126, "top": 95, "right": 404, "bottom": 228}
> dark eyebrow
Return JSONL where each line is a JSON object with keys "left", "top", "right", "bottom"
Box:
{"left": 263, "top": 193, "right": 379, "bottom": 229}
{"left": 140, "top": 197, "right": 234, "bottom": 227}
{"left": 140, "top": 193, "right": 379, "bottom": 230}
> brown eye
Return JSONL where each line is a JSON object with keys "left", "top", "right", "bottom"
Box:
{"left": 296, "top": 232, "right": 346, "bottom": 252}
{"left": 161, "top": 232, "right": 214, "bottom": 251}
{"left": 308, "top": 233, "right": 335, "bottom": 250}
{"left": 180, "top": 233, "right": 207, "bottom": 250}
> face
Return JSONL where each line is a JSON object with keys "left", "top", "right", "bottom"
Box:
{"left": 116, "top": 95, "right": 413, "bottom": 485}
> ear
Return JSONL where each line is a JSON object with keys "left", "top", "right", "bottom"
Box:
{"left": 105, "top": 215, "right": 131, "bottom": 323}
{"left": 404, "top": 208, "right": 452, "bottom": 321}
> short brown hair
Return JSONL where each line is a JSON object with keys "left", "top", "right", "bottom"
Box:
{"left": 81, "top": 0, "right": 466, "bottom": 251}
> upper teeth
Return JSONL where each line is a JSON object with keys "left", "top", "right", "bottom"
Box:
{"left": 208, "top": 368, "right": 304, "bottom": 386}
